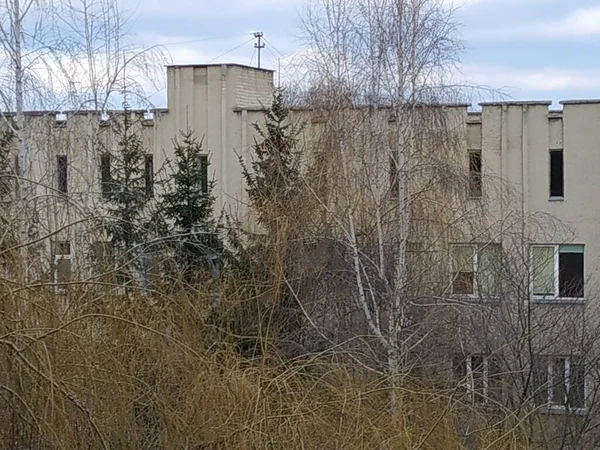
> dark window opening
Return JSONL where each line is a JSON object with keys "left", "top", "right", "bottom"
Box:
{"left": 469, "top": 150, "right": 482, "bottom": 198}
{"left": 56, "top": 258, "right": 71, "bottom": 284}
{"left": 569, "top": 362, "right": 586, "bottom": 408}
{"left": 100, "top": 154, "right": 111, "bottom": 198}
{"left": 533, "top": 355, "right": 585, "bottom": 409}
{"left": 91, "top": 241, "right": 113, "bottom": 274}
{"left": 144, "top": 154, "right": 154, "bottom": 197}
{"left": 471, "top": 355, "right": 485, "bottom": 394}
{"left": 390, "top": 154, "right": 399, "bottom": 198}
{"left": 199, "top": 154, "right": 208, "bottom": 195}
{"left": 54, "top": 241, "right": 71, "bottom": 255}
{"left": 57, "top": 155, "right": 68, "bottom": 194}
{"left": 559, "top": 250, "right": 584, "bottom": 298}
{"left": 550, "top": 149, "right": 564, "bottom": 198}
{"left": 453, "top": 354, "right": 501, "bottom": 403}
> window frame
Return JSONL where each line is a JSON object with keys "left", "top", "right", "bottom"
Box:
{"left": 454, "top": 354, "right": 501, "bottom": 404}
{"left": 450, "top": 243, "right": 501, "bottom": 299}
{"left": 531, "top": 244, "right": 585, "bottom": 302}
{"left": 466, "top": 355, "right": 489, "bottom": 401}
{"left": 53, "top": 240, "right": 72, "bottom": 293}
{"left": 534, "top": 355, "right": 586, "bottom": 414}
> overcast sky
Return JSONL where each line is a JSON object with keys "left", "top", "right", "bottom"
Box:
{"left": 129, "top": 0, "right": 600, "bottom": 107}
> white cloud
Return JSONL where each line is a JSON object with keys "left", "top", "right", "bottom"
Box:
{"left": 473, "top": 6, "right": 600, "bottom": 40}
{"left": 129, "top": 0, "right": 302, "bottom": 19}
{"left": 461, "top": 63, "right": 600, "bottom": 93}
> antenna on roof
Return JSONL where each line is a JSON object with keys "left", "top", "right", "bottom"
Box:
{"left": 253, "top": 32, "right": 265, "bottom": 69}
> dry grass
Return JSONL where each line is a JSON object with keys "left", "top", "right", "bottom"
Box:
{"left": 0, "top": 278, "right": 529, "bottom": 450}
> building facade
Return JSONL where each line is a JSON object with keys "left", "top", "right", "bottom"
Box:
{"left": 3, "top": 63, "right": 600, "bottom": 446}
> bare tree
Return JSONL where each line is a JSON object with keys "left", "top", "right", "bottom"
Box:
{"left": 298, "top": 0, "right": 465, "bottom": 392}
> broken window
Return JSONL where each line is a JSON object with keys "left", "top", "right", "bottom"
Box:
{"left": 469, "top": 150, "right": 482, "bottom": 198}
{"left": 532, "top": 245, "right": 584, "bottom": 299}
{"left": 451, "top": 244, "right": 501, "bottom": 296}
{"left": 550, "top": 149, "right": 564, "bottom": 198}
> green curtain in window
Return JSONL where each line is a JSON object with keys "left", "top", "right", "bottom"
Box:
{"left": 453, "top": 246, "right": 474, "bottom": 272}
{"left": 559, "top": 244, "right": 584, "bottom": 254}
{"left": 478, "top": 245, "right": 501, "bottom": 295}
{"left": 533, "top": 246, "right": 555, "bottom": 295}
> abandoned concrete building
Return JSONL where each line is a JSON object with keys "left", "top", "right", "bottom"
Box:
{"left": 4, "top": 63, "right": 600, "bottom": 445}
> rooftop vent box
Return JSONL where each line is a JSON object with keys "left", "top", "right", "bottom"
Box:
{"left": 100, "top": 111, "right": 110, "bottom": 126}
{"left": 142, "top": 110, "right": 154, "bottom": 126}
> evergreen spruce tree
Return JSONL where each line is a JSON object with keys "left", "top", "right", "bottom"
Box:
{"left": 242, "top": 89, "right": 303, "bottom": 235}
{"left": 103, "top": 111, "right": 153, "bottom": 282}
{"left": 158, "top": 130, "right": 224, "bottom": 282}
{"left": 226, "top": 89, "right": 306, "bottom": 357}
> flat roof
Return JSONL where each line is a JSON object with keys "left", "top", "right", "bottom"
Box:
{"left": 166, "top": 63, "right": 275, "bottom": 73}
{"left": 0, "top": 108, "right": 168, "bottom": 117}
{"left": 559, "top": 99, "right": 600, "bottom": 105}
{"left": 479, "top": 100, "right": 553, "bottom": 106}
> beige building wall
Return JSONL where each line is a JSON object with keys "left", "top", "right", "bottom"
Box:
{"left": 9, "top": 64, "right": 600, "bottom": 306}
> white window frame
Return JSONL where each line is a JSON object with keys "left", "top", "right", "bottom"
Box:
{"left": 537, "top": 356, "right": 586, "bottom": 415}
{"left": 466, "top": 355, "right": 489, "bottom": 402}
{"left": 53, "top": 241, "right": 72, "bottom": 293}
{"left": 450, "top": 244, "right": 500, "bottom": 299}
{"left": 531, "top": 244, "right": 585, "bottom": 302}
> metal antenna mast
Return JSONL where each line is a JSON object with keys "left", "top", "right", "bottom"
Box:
{"left": 254, "top": 32, "right": 265, "bottom": 68}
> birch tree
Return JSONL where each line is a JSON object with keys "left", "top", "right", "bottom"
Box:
{"left": 299, "top": 0, "right": 465, "bottom": 389}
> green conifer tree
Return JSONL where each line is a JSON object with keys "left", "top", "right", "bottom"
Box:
{"left": 158, "top": 130, "right": 224, "bottom": 282}
{"left": 225, "top": 89, "right": 306, "bottom": 357}
{"left": 242, "top": 89, "right": 303, "bottom": 235}
{"left": 103, "top": 112, "right": 153, "bottom": 282}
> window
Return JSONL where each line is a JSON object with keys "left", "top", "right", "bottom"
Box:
{"left": 199, "top": 154, "right": 209, "bottom": 195}
{"left": 57, "top": 155, "right": 68, "bottom": 194}
{"left": 390, "top": 154, "right": 399, "bottom": 198}
{"left": 532, "top": 355, "right": 585, "bottom": 410}
{"left": 469, "top": 150, "right": 482, "bottom": 198}
{"left": 550, "top": 149, "right": 564, "bottom": 198}
{"left": 53, "top": 241, "right": 71, "bottom": 291}
{"left": 532, "top": 245, "right": 584, "bottom": 299}
{"left": 91, "top": 241, "right": 113, "bottom": 274}
{"left": 144, "top": 154, "right": 154, "bottom": 197}
{"left": 100, "top": 153, "right": 111, "bottom": 198}
{"left": 454, "top": 354, "right": 502, "bottom": 403}
{"left": 451, "top": 244, "right": 501, "bottom": 296}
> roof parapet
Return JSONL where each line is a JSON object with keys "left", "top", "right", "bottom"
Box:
{"left": 166, "top": 63, "right": 275, "bottom": 73}
{"left": 479, "top": 100, "right": 553, "bottom": 107}
{"left": 559, "top": 99, "right": 600, "bottom": 105}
